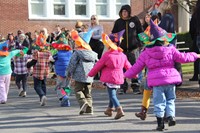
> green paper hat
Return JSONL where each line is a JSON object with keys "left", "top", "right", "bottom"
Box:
{"left": 138, "top": 19, "right": 176, "bottom": 47}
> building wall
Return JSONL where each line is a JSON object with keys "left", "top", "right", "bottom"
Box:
{"left": 0, "top": 0, "right": 177, "bottom": 37}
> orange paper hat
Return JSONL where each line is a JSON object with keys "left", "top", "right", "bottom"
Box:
{"left": 71, "top": 30, "right": 92, "bottom": 50}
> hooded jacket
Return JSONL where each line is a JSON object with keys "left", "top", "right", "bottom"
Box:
{"left": 88, "top": 50, "right": 131, "bottom": 84}
{"left": 54, "top": 50, "right": 72, "bottom": 77}
{"left": 124, "top": 46, "right": 198, "bottom": 88}
{"left": 66, "top": 49, "right": 98, "bottom": 83}
{"left": 112, "top": 5, "right": 143, "bottom": 52}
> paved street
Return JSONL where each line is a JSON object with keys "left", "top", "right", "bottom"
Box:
{"left": 0, "top": 74, "right": 200, "bottom": 133}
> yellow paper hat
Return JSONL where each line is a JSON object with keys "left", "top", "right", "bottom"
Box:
{"left": 102, "top": 33, "right": 123, "bottom": 51}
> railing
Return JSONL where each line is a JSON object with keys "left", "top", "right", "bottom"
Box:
{"left": 176, "top": 41, "right": 190, "bottom": 52}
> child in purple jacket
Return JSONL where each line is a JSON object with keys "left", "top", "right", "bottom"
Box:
{"left": 88, "top": 32, "right": 132, "bottom": 120}
{"left": 124, "top": 20, "right": 200, "bottom": 131}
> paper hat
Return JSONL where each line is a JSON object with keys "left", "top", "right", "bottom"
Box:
{"left": 108, "top": 29, "right": 125, "bottom": 46}
{"left": 102, "top": 33, "right": 123, "bottom": 51}
{"left": 71, "top": 30, "right": 92, "bottom": 50}
{"left": 0, "top": 41, "right": 9, "bottom": 56}
{"left": 138, "top": 19, "right": 176, "bottom": 46}
{"left": 51, "top": 34, "right": 72, "bottom": 51}
{"left": 15, "top": 47, "right": 29, "bottom": 57}
{"left": 33, "top": 33, "right": 49, "bottom": 51}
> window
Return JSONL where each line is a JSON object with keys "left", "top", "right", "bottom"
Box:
{"left": 96, "top": 0, "right": 107, "bottom": 16}
{"left": 30, "top": 0, "right": 44, "bottom": 16}
{"left": 75, "top": 0, "right": 87, "bottom": 15}
{"left": 28, "top": 0, "right": 130, "bottom": 20}
{"left": 53, "top": 0, "right": 66, "bottom": 15}
{"left": 116, "top": 0, "right": 129, "bottom": 15}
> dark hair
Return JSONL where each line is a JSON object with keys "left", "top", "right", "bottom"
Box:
{"left": 7, "top": 33, "right": 14, "bottom": 40}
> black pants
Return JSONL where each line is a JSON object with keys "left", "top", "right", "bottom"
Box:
{"left": 89, "top": 38, "right": 104, "bottom": 59}
{"left": 120, "top": 51, "right": 139, "bottom": 93}
{"left": 89, "top": 38, "right": 104, "bottom": 79}
{"left": 191, "top": 38, "right": 200, "bottom": 78}
{"left": 15, "top": 74, "right": 28, "bottom": 91}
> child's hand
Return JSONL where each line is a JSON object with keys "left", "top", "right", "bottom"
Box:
{"left": 20, "top": 50, "right": 24, "bottom": 56}
{"left": 198, "top": 54, "right": 200, "bottom": 58}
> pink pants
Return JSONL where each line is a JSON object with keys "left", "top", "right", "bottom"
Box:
{"left": 0, "top": 74, "right": 11, "bottom": 102}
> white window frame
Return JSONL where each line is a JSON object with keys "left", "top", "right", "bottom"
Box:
{"left": 53, "top": 0, "right": 66, "bottom": 16}
{"left": 28, "top": 0, "right": 130, "bottom": 20}
{"left": 95, "top": 0, "right": 108, "bottom": 17}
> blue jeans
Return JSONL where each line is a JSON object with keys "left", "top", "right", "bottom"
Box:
{"left": 153, "top": 85, "right": 176, "bottom": 118}
{"left": 107, "top": 87, "right": 120, "bottom": 108}
{"left": 33, "top": 77, "right": 47, "bottom": 100}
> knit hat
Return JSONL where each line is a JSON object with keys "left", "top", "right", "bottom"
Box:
{"left": 102, "top": 33, "right": 123, "bottom": 51}
{"left": 71, "top": 29, "right": 93, "bottom": 50}
{"left": 108, "top": 29, "right": 125, "bottom": 46}
{"left": 138, "top": 19, "right": 176, "bottom": 46}
{"left": 0, "top": 41, "right": 9, "bottom": 56}
{"left": 52, "top": 34, "right": 72, "bottom": 51}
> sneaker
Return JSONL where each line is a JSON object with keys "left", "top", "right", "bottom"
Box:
{"left": 20, "top": 91, "right": 26, "bottom": 97}
{"left": 0, "top": 101, "right": 6, "bottom": 104}
{"left": 18, "top": 89, "right": 23, "bottom": 96}
{"left": 40, "top": 96, "right": 47, "bottom": 106}
{"left": 79, "top": 102, "right": 88, "bottom": 115}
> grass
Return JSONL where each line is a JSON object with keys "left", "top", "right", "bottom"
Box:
{"left": 181, "top": 63, "right": 193, "bottom": 74}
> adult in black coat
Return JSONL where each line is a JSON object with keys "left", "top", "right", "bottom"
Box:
{"left": 189, "top": 0, "right": 200, "bottom": 81}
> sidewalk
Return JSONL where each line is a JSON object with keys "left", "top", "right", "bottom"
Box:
{"left": 0, "top": 74, "right": 200, "bottom": 133}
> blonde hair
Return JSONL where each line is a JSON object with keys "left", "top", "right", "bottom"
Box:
{"left": 90, "top": 15, "right": 99, "bottom": 25}
{"left": 75, "top": 21, "right": 83, "bottom": 28}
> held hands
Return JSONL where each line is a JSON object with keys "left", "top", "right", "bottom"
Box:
{"left": 19, "top": 50, "right": 24, "bottom": 56}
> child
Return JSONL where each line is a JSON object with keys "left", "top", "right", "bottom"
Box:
{"left": 66, "top": 29, "right": 98, "bottom": 115}
{"left": 0, "top": 41, "right": 23, "bottom": 104}
{"left": 14, "top": 46, "right": 30, "bottom": 97}
{"left": 124, "top": 20, "right": 200, "bottom": 131}
{"left": 52, "top": 33, "right": 73, "bottom": 107}
{"left": 32, "top": 33, "right": 51, "bottom": 106}
{"left": 88, "top": 31, "right": 132, "bottom": 120}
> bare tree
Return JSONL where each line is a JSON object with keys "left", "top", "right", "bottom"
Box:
{"left": 175, "top": 0, "right": 198, "bottom": 14}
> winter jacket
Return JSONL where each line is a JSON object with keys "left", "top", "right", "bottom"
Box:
{"left": 159, "top": 13, "right": 176, "bottom": 45}
{"left": 124, "top": 46, "right": 198, "bottom": 88}
{"left": 0, "top": 50, "right": 20, "bottom": 75}
{"left": 54, "top": 50, "right": 72, "bottom": 77}
{"left": 88, "top": 50, "right": 131, "bottom": 85}
{"left": 66, "top": 49, "right": 98, "bottom": 83}
{"left": 112, "top": 5, "right": 143, "bottom": 52}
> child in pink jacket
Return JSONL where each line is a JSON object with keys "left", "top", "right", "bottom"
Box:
{"left": 88, "top": 32, "right": 131, "bottom": 120}
{"left": 125, "top": 20, "right": 200, "bottom": 131}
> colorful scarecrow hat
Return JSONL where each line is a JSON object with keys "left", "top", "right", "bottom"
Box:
{"left": 71, "top": 29, "right": 93, "bottom": 50}
{"left": 108, "top": 29, "right": 125, "bottom": 46}
{"left": 33, "top": 33, "right": 49, "bottom": 51}
{"left": 138, "top": 19, "right": 176, "bottom": 46}
{"left": 52, "top": 34, "right": 72, "bottom": 51}
{"left": 102, "top": 33, "right": 123, "bottom": 51}
{"left": 0, "top": 41, "right": 9, "bottom": 56}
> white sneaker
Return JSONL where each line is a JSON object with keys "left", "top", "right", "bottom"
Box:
{"left": 40, "top": 96, "right": 47, "bottom": 106}
{"left": 79, "top": 102, "right": 88, "bottom": 115}
{"left": 18, "top": 88, "right": 23, "bottom": 96}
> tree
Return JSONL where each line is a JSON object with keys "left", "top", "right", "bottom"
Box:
{"left": 175, "top": 0, "right": 198, "bottom": 14}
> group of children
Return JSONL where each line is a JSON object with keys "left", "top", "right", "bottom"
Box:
{"left": 0, "top": 19, "right": 200, "bottom": 131}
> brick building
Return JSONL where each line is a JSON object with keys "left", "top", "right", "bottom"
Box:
{"left": 0, "top": 0, "right": 178, "bottom": 37}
